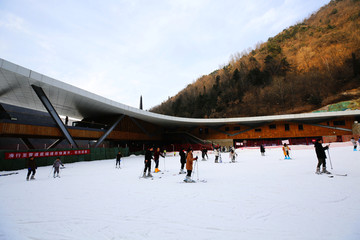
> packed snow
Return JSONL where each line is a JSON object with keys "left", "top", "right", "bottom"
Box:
{"left": 0, "top": 142, "right": 359, "bottom": 240}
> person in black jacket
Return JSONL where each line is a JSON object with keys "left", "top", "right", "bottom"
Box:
{"left": 143, "top": 147, "right": 153, "bottom": 178}
{"left": 26, "top": 156, "right": 37, "bottom": 181}
{"left": 179, "top": 148, "right": 186, "bottom": 174}
{"left": 260, "top": 144, "right": 265, "bottom": 156}
{"left": 314, "top": 139, "right": 330, "bottom": 174}
{"left": 116, "top": 151, "right": 122, "bottom": 168}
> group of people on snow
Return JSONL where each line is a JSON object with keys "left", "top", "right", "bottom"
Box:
{"left": 24, "top": 137, "right": 350, "bottom": 181}
{"left": 26, "top": 156, "right": 64, "bottom": 180}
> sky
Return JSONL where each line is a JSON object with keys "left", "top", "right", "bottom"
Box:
{"left": 0, "top": 0, "right": 331, "bottom": 110}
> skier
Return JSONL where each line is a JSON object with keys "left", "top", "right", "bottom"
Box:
{"left": 153, "top": 147, "right": 164, "bottom": 173}
{"left": 184, "top": 148, "right": 198, "bottom": 182}
{"left": 116, "top": 151, "right": 122, "bottom": 168}
{"left": 351, "top": 137, "right": 357, "bottom": 151}
{"left": 179, "top": 148, "right": 186, "bottom": 174}
{"left": 214, "top": 148, "right": 220, "bottom": 163}
{"left": 260, "top": 144, "right": 265, "bottom": 156}
{"left": 229, "top": 148, "right": 237, "bottom": 162}
{"left": 53, "top": 157, "right": 64, "bottom": 178}
{"left": 201, "top": 147, "right": 208, "bottom": 160}
{"left": 26, "top": 156, "right": 37, "bottom": 181}
{"left": 314, "top": 139, "right": 331, "bottom": 174}
{"left": 143, "top": 147, "right": 153, "bottom": 178}
{"left": 282, "top": 143, "right": 291, "bottom": 159}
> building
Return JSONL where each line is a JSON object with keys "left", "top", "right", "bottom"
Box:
{"left": 1, "top": 58, "right": 360, "bottom": 152}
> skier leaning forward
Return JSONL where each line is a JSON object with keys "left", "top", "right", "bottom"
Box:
{"left": 185, "top": 148, "right": 198, "bottom": 182}
{"left": 314, "top": 139, "right": 331, "bottom": 174}
{"left": 53, "top": 157, "right": 64, "bottom": 178}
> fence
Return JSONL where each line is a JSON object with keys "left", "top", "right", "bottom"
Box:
{"left": 0, "top": 147, "right": 132, "bottom": 171}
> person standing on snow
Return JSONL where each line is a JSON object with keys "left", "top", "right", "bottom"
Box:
{"left": 179, "top": 148, "right": 186, "bottom": 174}
{"left": 153, "top": 147, "right": 164, "bottom": 173}
{"left": 116, "top": 151, "right": 122, "bottom": 168}
{"left": 282, "top": 143, "right": 291, "bottom": 159}
{"left": 26, "top": 156, "right": 37, "bottom": 181}
{"left": 185, "top": 148, "right": 198, "bottom": 182}
{"left": 351, "top": 137, "right": 357, "bottom": 151}
{"left": 214, "top": 148, "right": 220, "bottom": 163}
{"left": 201, "top": 147, "right": 208, "bottom": 160}
{"left": 260, "top": 144, "right": 265, "bottom": 156}
{"left": 314, "top": 139, "right": 330, "bottom": 174}
{"left": 143, "top": 147, "right": 154, "bottom": 178}
{"left": 53, "top": 157, "right": 64, "bottom": 178}
{"left": 229, "top": 148, "right": 237, "bottom": 162}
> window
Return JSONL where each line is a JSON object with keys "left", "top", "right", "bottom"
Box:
{"left": 234, "top": 126, "right": 240, "bottom": 131}
{"left": 205, "top": 128, "right": 209, "bottom": 134}
{"left": 269, "top": 124, "right": 276, "bottom": 129}
{"left": 285, "top": 124, "right": 290, "bottom": 131}
{"left": 225, "top": 127, "right": 230, "bottom": 131}
{"left": 199, "top": 128, "right": 203, "bottom": 134}
{"left": 298, "top": 124, "right": 304, "bottom": 130}
{"left": 333, "top": 120, "right": 345, "bottom": 126}
{"left": 255, "top": 128, "right": 262, "bottom": 132}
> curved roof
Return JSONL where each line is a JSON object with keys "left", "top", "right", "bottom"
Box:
{"left": 1, "top": 58, "right": 360, "bottom": 127}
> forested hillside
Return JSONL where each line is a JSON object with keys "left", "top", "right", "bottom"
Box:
{"left": 150, "top": 0, "right": 360, "bottom": 118}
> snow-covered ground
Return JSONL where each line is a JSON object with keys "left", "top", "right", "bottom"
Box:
{"left": 0, "top": 142, "right": 359, "bottom": 240}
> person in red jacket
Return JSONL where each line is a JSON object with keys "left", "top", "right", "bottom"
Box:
{"left": 153, "top": 147, "right": 164, "bottom": 173}
{"left": 184, "top": 148, "right": 198, "bottom": 183}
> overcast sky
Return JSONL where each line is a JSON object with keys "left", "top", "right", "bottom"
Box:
{"left": 0, "top": 0, "right": 330, "bottom": 110}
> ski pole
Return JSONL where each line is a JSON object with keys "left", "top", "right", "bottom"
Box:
{"left": 196, "top": 157, "right": 199, "bottom": 181}
{"left": 327, "top": 148, "right": 333, "bottom": 170}
{"left": 163, "top": 156, "right": 166, "bottom": 172}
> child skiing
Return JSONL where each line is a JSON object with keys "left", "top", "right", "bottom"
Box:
{"left": 53, "top": 157, "right": 64, "bottom": 178}
{"left": 26, "top": 156, "right": 37, "bottom": 181}
{"left": 314, "top": 139, "right": 330, "bottom": 174}
{"left": 282, "top": 143, "right": 291, "bottom": 159}
{"left": 153, "top": 147, "right": 164, "bottom": 173}
{"left": 116, "top": 151, "right": 122, "bottom": 168}
{"left": 184, "top": 148, "right": 198, "bottom": 183}
{"left": 179, "top": 148, "right": 186, "bottom": 174}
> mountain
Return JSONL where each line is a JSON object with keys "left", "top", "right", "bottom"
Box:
{"left": 150, "top": 0, "right": 360, "bottom": 118}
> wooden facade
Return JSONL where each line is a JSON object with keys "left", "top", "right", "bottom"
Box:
{"left": 0, "top": 113, "right": 357, "bottom": 150}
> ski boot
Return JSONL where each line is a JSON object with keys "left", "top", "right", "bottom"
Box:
{"left": 315, "top": 167, "right": 321, "bottom": 175}
{"left": 30, "top": 175, "right": 35, "bottom": 180}
{"left": 26, "top": 175, "right": 29, "bottom": 181}
{"left": 179, "top": 169, "right": 186, "bottom": 174}
{"left": 184, "top": 176, "right": 195, "bottom": 183}
{"left": 322, "top": 167, "right": 331, "bottom": 174}
{"left": 142, "top": 172, "right": 146, "bottom": 178}
{"left": 147, "top": 172, "right": 153, "bottom": 178}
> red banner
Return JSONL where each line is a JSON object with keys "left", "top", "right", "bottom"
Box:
{"left": 5, "top": 149, "right": 91, "bottom": 160}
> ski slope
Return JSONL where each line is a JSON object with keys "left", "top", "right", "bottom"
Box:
{"left": 0, "top": 143, "right": 359, "bottom": 240}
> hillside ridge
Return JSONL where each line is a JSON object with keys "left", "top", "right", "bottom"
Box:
{"left": 151, "top": 0, "right": 360, "bottom": 118}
